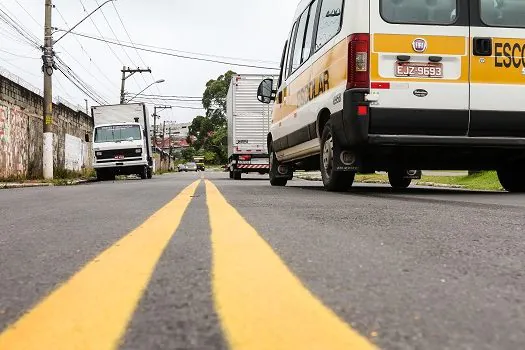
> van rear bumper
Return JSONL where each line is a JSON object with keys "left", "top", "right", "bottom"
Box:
{"left": 336, "top": 89, "right": 525, "bottom": 149}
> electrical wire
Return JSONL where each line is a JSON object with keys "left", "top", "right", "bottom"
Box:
{"left": 64, "top": 31, "right": 280, "bottom": 70}
{"left": 55, "top": 6, "right": 116, "bottom": 92}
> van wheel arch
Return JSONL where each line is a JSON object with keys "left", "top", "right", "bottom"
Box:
{"left": 316, "top": 108, "right": 332, "bottom": 140}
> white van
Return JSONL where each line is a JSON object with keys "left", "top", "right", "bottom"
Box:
{"left": 257, "top": 0, "right": 525, "bottom": 192}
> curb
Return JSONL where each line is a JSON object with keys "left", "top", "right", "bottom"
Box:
{"left": 1, "top": 179, "right": 94, "bottom": 190}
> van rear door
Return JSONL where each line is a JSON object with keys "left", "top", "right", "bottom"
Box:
{"left": 369, "top": 1, "right": 469, "bottom": 136}
{"left": 469, "top": 0, "right": 525, "bottom": 137}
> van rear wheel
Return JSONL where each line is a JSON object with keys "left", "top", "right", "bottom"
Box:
{"left": 320, "top": 121, "right": 355, "bottom": 192}
{"left": 269, "top": 148, "right": 288, "bottom": 187}
{"left": 498, "top": 167, "right": 525, "bottom": 192}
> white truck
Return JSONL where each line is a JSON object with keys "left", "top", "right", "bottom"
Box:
{"left": 226, "top": 74, "right": 278, "bottom": 180}
{"left": 91, "top": 103, "right": 153, "bottom": 181}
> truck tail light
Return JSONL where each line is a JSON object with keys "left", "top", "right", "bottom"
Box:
{"left": 348, "top": 34, "right": 370, "bottom": 90}
{"left": 239, "top": 155, "right": 252, "bottom": 161}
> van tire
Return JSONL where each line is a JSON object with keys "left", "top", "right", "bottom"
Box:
{"left": 498, "top": 167, "right": 525, "bottom": 192}
{"left": 388, "top": 170, "right": 412, "bottom": 189}
{"left": 269, "top": 148, "right": 288, "bottom": 187}
{"left": 320, "top": 121, "right": 355, "bottom": 192}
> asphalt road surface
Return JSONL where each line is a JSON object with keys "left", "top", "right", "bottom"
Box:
{"left": 1, "top": 172, "right": 524, "bottom": 350}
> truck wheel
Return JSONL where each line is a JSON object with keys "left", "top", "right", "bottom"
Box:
{"left": 233, "top": 172, "right": 242, "bottom": 180}
{"left": 320, "top": 121, "right": 355, "bottom": 192}
{"left": 229, "top": 171, "right": 234, "bottom": 179}
{"left": 269, "top": 150, "right": 288, "bottom": 187}
{"left": 147, "top": 168, "right": 153, "bottom": 179}
{"left": 140, "top": 166, "right": 148, "bottom": 180}
{"left": 498, "top": 167, "right": 525, "bottom": 192}
{"left": 96, "top": 170, "right": 105, "bottom": 182}
{"left": 388, "top": 170, "right": 412, "bottom": 189}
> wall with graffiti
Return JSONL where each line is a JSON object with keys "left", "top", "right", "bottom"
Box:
{"left": 0, "top": 75, "right": 94, "bottom": 179}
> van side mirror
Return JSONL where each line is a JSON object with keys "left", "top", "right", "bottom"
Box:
{"left": 257, "top": 78, "right": 276, "bottom": 104}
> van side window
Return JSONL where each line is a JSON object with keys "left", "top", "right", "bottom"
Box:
{"left": 480, "top": 0, "right": 525, "bottom": 28}
{"left": 290, "top": 10, "right": 309, "bottom": 73}
{"left": 284, "top": 23, "right": 297, "bottom": 81}
{"left": 302, "top": 0, "right": 320, "bottom": 62}
{"left": 380, "top": 0, "right": 458, "bottom": 25}
{"left": 315, "top": 0, "right": 343, "bottom": 51}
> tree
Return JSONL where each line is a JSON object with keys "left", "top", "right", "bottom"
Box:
{"left": 188, "top": 71, "right": 236, "bottom": 164}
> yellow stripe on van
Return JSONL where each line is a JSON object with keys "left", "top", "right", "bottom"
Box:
{"left": 373, "top": 34, "right": 467, "bottom": 56}
{"left": 471, "top": 37, "right": 525, "bottom": 85}
{"left": 273, "top": 39, "right": 348, "bottom": 124}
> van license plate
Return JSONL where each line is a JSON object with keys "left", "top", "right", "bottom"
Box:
{"left": 395, "top": 62, "right": 443, "bottom": 78}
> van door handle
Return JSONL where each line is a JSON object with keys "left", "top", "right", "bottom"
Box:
{"left": 473, "top": 37, "right": 492, "bottom": 56}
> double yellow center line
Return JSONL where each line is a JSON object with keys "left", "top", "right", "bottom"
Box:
{"left": 0, "top": 180, "right": 375, "bottom": 350}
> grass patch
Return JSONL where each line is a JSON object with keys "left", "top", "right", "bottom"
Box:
{"left": 354, "top": 171, "right": 503, "bottom": 191}
{"left": 419, "top": 171, "right": 503, "bottom": 191}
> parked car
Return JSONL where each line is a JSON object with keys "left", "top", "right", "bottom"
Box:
{"left": 177, "top": 164, "right": 187, "bottom": 172}
{"left": 185, "top": 162, "right": 198, "bottom": 172}
{"left": 196, "top": 163, "right": 205, "bottom": 171}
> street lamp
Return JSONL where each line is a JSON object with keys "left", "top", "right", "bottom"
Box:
{"left": 126, "top": 79, "right": 166, "bottom": 103}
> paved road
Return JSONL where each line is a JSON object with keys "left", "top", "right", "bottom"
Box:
{"left": 0, "top": 172, "right": 524, "bottom": 350}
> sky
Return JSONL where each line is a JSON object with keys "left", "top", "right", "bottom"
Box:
{"left": 0, "top": 0, "right": 298, "bottom": 123}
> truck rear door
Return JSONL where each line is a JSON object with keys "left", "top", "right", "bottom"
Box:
{"left": 233, "top": 75, "right": 273, "bottom": 155}
{"left": 370, "top": 1, "right": 469, "bottom": 136}
{"left": 469, "top": 0, "right": 525, "bottom": 137}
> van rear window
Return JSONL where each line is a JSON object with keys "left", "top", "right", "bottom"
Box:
{"left": 480, "top": 0, "right": 525, "bottom": 28}
{"left": 380, "top": 0, "right": 458, "bottom": 25}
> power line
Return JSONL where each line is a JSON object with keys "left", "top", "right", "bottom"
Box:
{"left": 56, "top": 57, "right": 109, "bottom": 105}
{"left": 0, "top": 48, "right": 39, "bottom": 60}
{"left": 134, "top": 102, "right": 205, "bottom": 110}
{"left": 54, "top": 6, "right": 116, "bottom": 94}
{"left": 110, "top": 2, "right": 171, "bottom": 114}
{"left": 64, "top": 31, "right": 280, "bottom": 70}
{"left": 0, "top": 6, "right": 41, "bottom": 49}
{"left": 14, "top": 0, "right": 42, "bottom": 29}
{"left": 127, "top": 93, "right": 202, "bottom": 99}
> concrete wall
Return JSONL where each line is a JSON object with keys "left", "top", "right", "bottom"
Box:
{"left": 0, "top": 74, "right": 94, "bottom": 179}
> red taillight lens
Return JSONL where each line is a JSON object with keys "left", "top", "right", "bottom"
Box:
{"left": 239, "top": 155, "right": 251, "bottom": 161}
{"left": 348, "top": 33, "right": 370, "bottom": 90}
{"left": 357, "top": 105, "right": 368, "bottom": 116}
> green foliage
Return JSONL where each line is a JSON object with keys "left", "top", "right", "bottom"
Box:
{"left": 188, "top": 70, "right": 236, "bottom": 165}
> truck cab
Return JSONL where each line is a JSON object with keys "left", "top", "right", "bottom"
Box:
{"left": 91, "top": 104, "right": 153, "bottom": 181}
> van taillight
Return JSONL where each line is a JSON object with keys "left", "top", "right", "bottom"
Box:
{"left": 348, "top": 34, "right": 370, "bottom": 90}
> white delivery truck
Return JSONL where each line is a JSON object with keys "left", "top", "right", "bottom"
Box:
{"left": 227, "top": 74, "right": 278, "bottom": 180}
{"left": 91, "top": 103, "right": 153, "bottom": 181}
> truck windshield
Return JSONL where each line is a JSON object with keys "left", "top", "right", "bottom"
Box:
{"left": 94, "top": 125, "right": 142, "bottom": 143}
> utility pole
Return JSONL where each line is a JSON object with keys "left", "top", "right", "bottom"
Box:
{"left": 42, "top": 0, "right": 55, "bottom": 179}
{"left": 120, "top": 66, "right": 152, "bottom": 104}
{"left": 41, "top": 0, "right": 114, "bottom": 179}
{"left": 84, "top": 99, "right": 88, "bottom": 114}
{"left": 162, "top": 121, "right": 166, "bottom": 171}
{"left": 152, "top": 106, "right": 171, "bottom": 155}
{"left": 168, "top": 127, "right": 172, "bottom": 171}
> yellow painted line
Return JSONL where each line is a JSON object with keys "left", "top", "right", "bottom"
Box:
{"left": 205, "top": 180, "right": 376, "bottom": 350}
{"left": 0, "top": 180, "right": 200, "bottom": 350}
